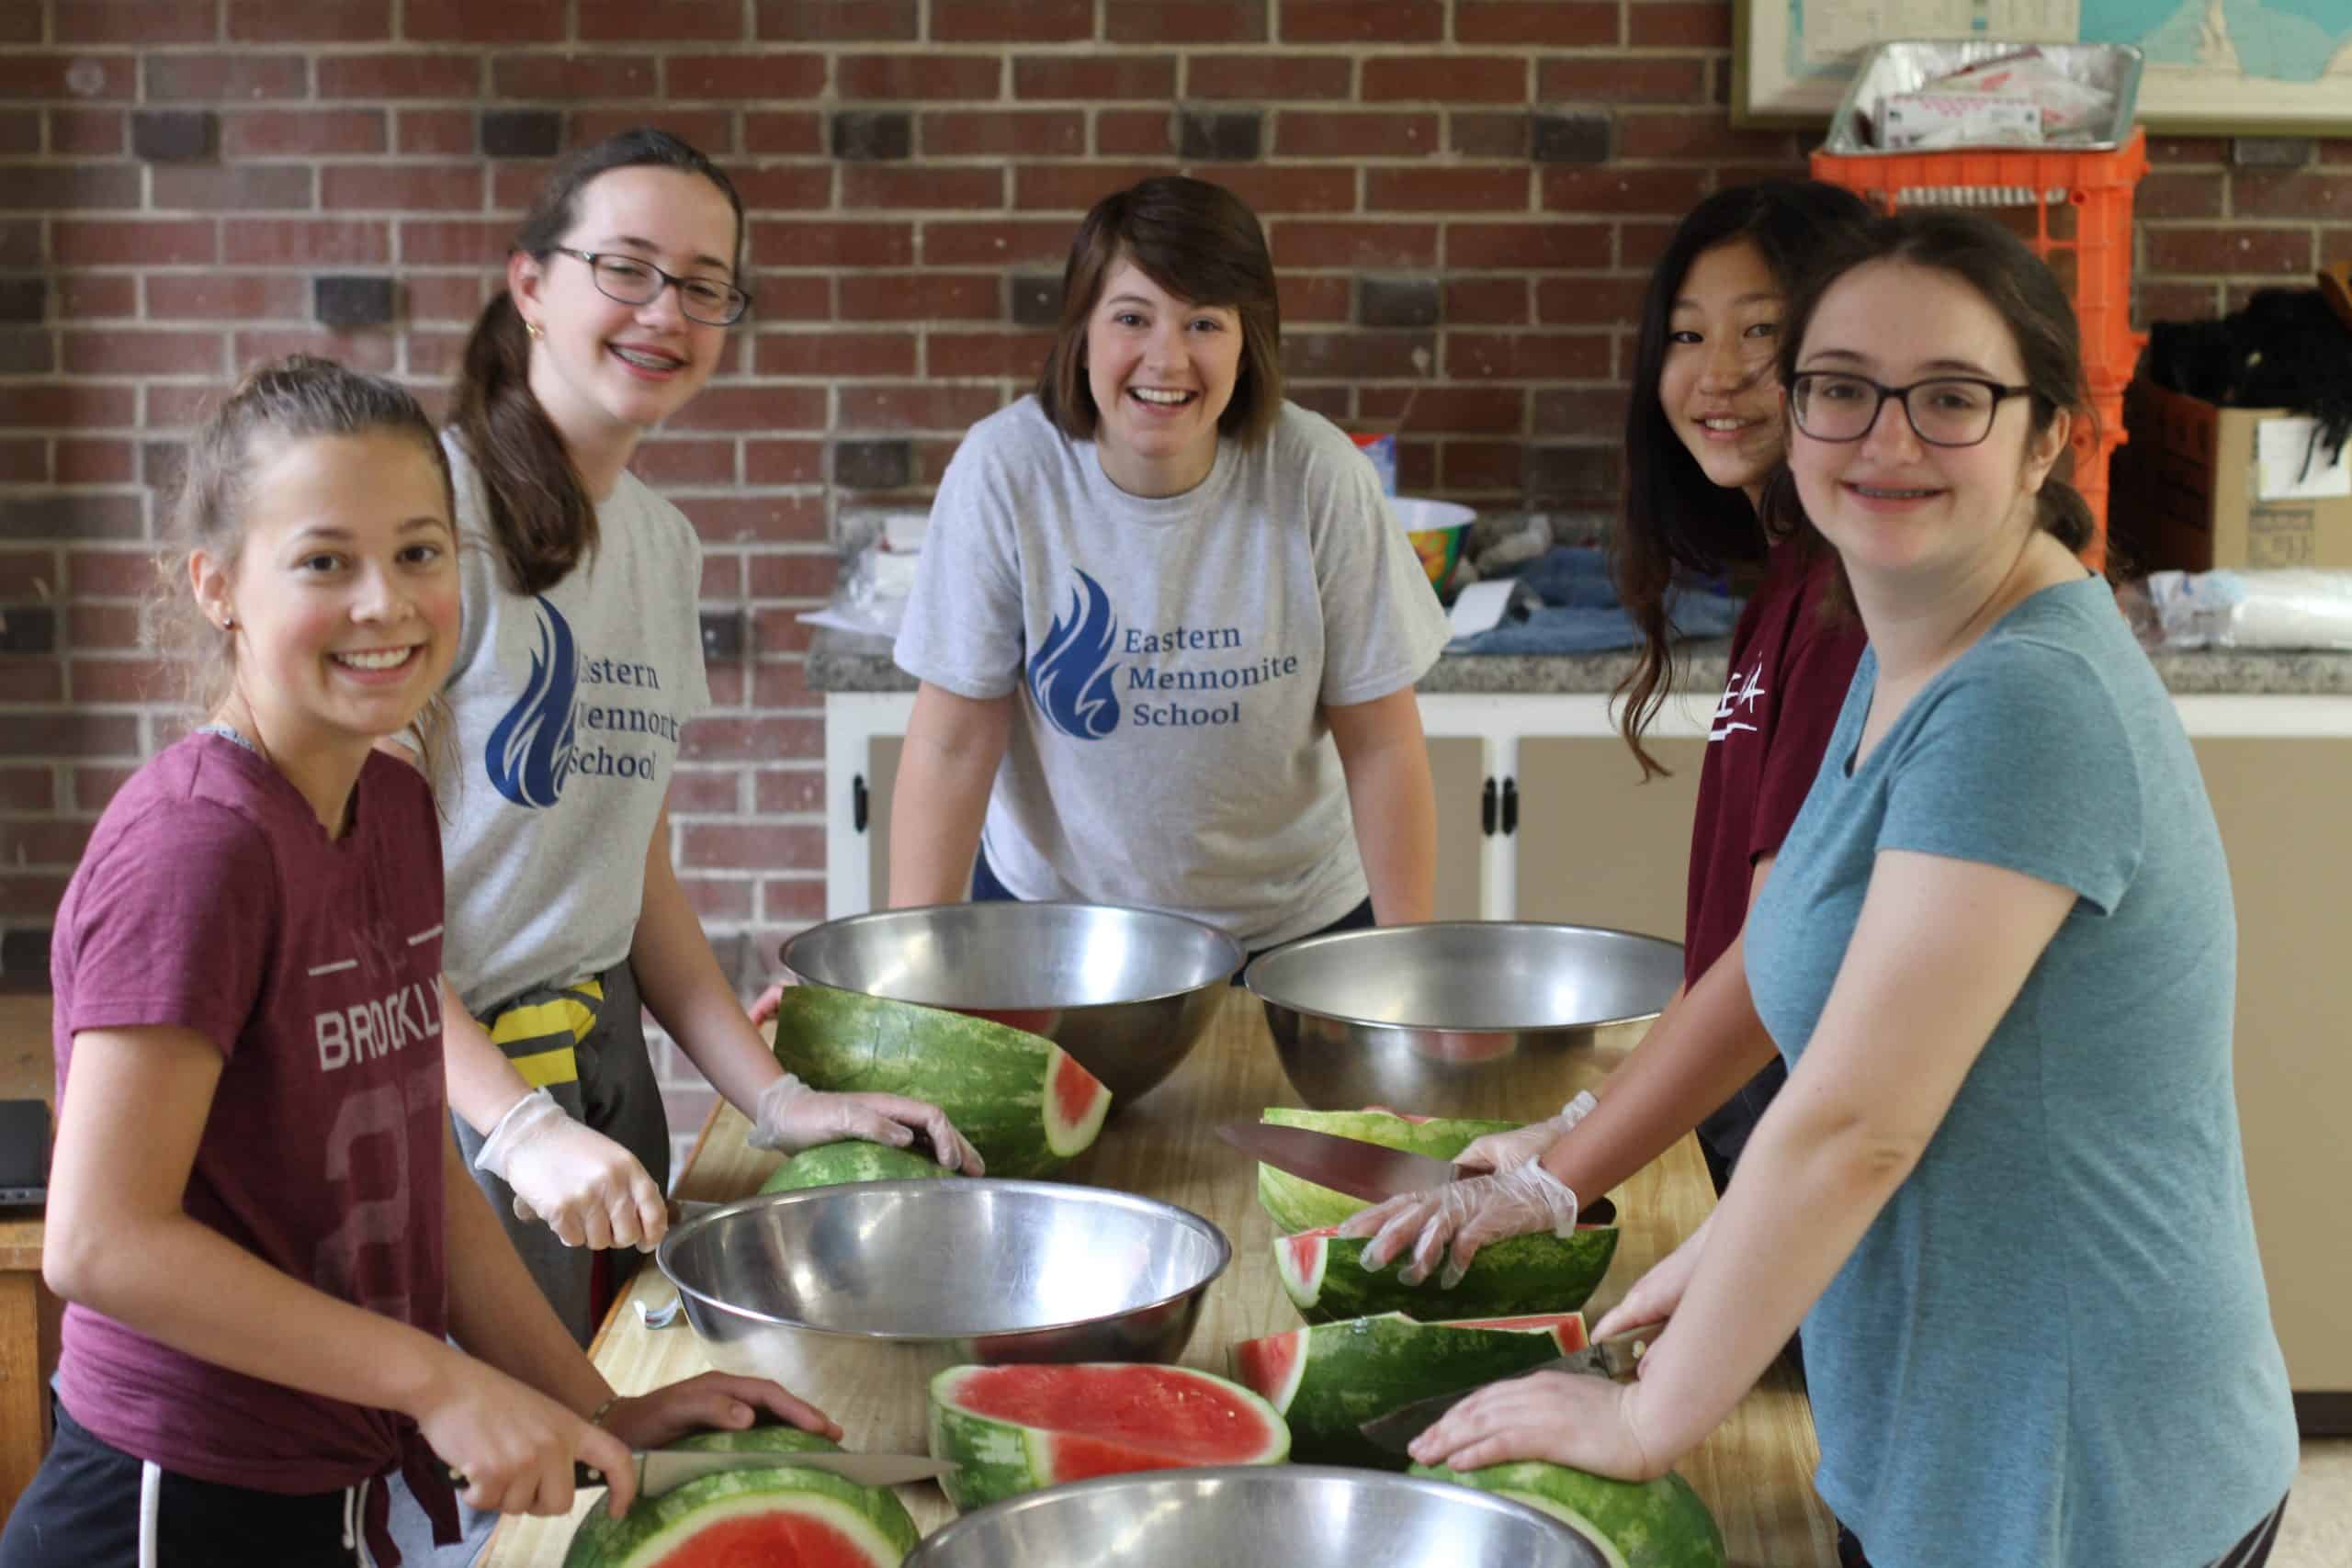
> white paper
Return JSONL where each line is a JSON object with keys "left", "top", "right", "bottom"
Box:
{"left": 1446, "top": 579, "right": 1520, "bottom": 641}
{"left": 2256, "top": 417, "right": 2352, "bottom": 502}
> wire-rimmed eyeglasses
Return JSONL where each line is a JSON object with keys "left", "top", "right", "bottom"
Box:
{"left": 556, "top": 248, "right": 752, "bottom": 327}
{"left": 1789, "top": 371, "right": 2031, "bottom": 449}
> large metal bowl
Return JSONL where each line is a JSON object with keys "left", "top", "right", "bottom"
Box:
{"left": 653, "top": 1180, "right": 1229, "bottom": 1384}
{"left": 903, "top": 1466, "right": 1608, "bottom": 1568}
{"left": 1248, "top": 922, "right": 1684, "bottom": 1119}
{"left": 780, "top": 902, "right": 1244, "bottom": 1102}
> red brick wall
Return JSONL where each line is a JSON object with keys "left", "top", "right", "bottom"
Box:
{"left": 4, "top": 5, "right": 2349, "bottom": 1074}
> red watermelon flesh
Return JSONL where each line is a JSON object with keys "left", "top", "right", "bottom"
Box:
{"left": 950, "top": 1363, "right": 1273, "bottom": 1464}
{"left": 1230, "top": 1329, "right": 1304, "bottom": 1407}
{"left": 1050, "top": 1051, "right": 1102, "bottom": 1128}
{"left": 647, "top": 1513, "right": 874, "bottom": 1568}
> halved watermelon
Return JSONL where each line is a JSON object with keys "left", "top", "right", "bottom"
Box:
{"left": 561, "top": 1426, "right": 918, "bottom": 1568}
{"left": 1231, "top": 1310, "right": 1587, "bottom": 1468}
{"left": 768, "top": 987, "right": 1112, "bottom": 1178}
{"left": 1274, "top": 1223, "right": 1618, "bottom": 1323}
{"left": 926, "top": 1362, "right": 1289, "bottom": 1511}
{"left": 1411, "top": 1459, "right": 1727, "bottom": 1568}
{"left": 757, "top": 1140, "right": 959, "bottom": 1194}
{"left": 1255, "top": 1107, "right": 1521, "bottom": 1234}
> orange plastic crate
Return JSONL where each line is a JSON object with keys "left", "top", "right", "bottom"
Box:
{"left": 1812, "top": 128, "right": 2150, "bottom": 567}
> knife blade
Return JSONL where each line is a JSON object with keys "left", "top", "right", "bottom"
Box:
{"left": 449, "top": 1448, "right": 958, "bottom": 1498}
{"left": 1354, "top": 1329, "right": 1658, "bottom": 1456}
{"left": 1215, "top": 1121, "right": 1462, "bottom": 1203}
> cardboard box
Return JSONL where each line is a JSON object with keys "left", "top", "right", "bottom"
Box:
{"left": 2115, "top": 378, "right": 2352, "bottom": 573}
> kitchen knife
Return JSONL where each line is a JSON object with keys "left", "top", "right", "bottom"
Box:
{"left": 1354, "top": 1329, "right": 1658, "bottom": 1456}
{"left": 448, "top": 1447, "right": 958, "bottom": 1498}
{"left": 1215, "top": 1121, "right": 1463, "bottom": 1203}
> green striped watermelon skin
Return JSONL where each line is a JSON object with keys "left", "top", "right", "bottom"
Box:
{"left": 927, "top": 1362, "right": 1290, "bottom": 1512}
{"left": 561, "top": 1426, "right": 919, "bottom": 1568}
{"left": 1275, "top": 1225, "right": 1618, "bottom": 1323}
{"left": 1410, "top": 1460, "right": 1726, "bottom": 1568}
{"left": 1229, "top": 1311, "right": 1587, "bottom": 1469}
{"left": 768, "top": 987, "right": 1111, "bottom": 1179}
{"left": 1255, "top": 1108, "right": 1521, "bottom": 1234}
{"left": 757, "top": 1140, "right": 959, "bottom": 1194}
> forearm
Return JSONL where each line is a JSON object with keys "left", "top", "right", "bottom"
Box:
{"left": 633, "top": 822, "right": 785, "bottom": 1118}
{"left": 1538, "top": 947, "right": 1781, "bottom": 1202}
{"left": 442, "top": 978, "right": 536, "bottom": 1137}
{"left": 1627, "top": 1082, "right": 1915, "bottom": 1456}
{"left": 440, "top": 1133, "right": 611, "bottom": 1416}
{"left": 1341, "top": 739, "right": 1436, "bottom": 925}
{"left": 886, "top": 738, "right": 997, "bottom": 908}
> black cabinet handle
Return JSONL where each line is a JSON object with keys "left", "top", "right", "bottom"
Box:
{"left": 1480, "top": 777, "right": 1498, "bottom": 837}
{"left": 852, "top": 773, "right": 868, "bottom": 833}
{"left": 1501, "top": 778, "right": 1519, "bottom": 837}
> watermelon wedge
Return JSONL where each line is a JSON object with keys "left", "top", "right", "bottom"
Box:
{"left": 1411, "top": 1459, "right": 1727, "bottom": 1568}
{"left": 1231, "top": 1311, "right": 1587, "bottom": 1468}
{"left": 1274, "top": 1223, "right": 1618, "bottom": 1323}
{"left": 1255, "top": 1107, "right": 1521, "bottom": 1234}
{"left": 561, "top": 1426, "right": 919, "bottom": 1568}
{"left": 768, "top": 987, "right": 1112, "bottom": 1178}
{"left": 926, "top": 1362, "right": 1290, "bottom": 1511}
{"left": 757, "top": 1140, "right": 959, "bottom": 1194}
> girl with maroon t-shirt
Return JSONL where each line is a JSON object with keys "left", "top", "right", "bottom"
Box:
{"left": 1342, "top": 184, "right": 1875, "bottom": 1286}
{"left": 0, "top": 360, "right": 838, "bottom": 1568}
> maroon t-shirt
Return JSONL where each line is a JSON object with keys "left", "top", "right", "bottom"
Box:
{"left": 1683, "top": 542, "right": 1868, "bottom": 984}
{"left": 50, "top": 734, "right": 456, "bottom": 1518}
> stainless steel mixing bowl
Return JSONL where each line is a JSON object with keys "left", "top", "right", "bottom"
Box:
{"left": 652, "top": 1180, "right": 1230, "bottom": 1384}
{"left": 1248, "top": 922, "right": 1685, "bottom": 1119}
{"left": 902, "top": 1466, "right": 1609, "bottom": 1568}
{"left": 780, "top": 901, "right": 1245, "bottom": 1102}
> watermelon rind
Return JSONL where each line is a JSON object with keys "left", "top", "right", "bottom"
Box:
{"left": 767, "top": 987, "right": 1111, "bottom": 1179}
{"left": 1275, "top": 1226, "right": 1619, "bottom": 1324}
{"left": 1410, "top": 1460, "right": 1727, "bottom": 1568}
{"left": 1230, "top": 1311, "right": 1587, "bottom": 1469}
{"left": 758, "top": 1140, "right": 960, "bottom": 1194}
{"left": 1256, "top": 1108, "right": 1521, "bottom": 1234}
{"left": 561, "top": 1426, "right": 919, "bottom": 1568}
{"left": 926, "top": 1362, "right": 1290, "bottom": 1512}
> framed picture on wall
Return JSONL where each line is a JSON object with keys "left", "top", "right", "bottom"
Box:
{"left": 1733, "top": 0, "right": 2352, "bottom": 136}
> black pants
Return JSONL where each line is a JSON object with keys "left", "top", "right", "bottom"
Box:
{"left": 0, "top": 1402, "right": 367, "bottom": 1568}
{"left": 969, "top": 841, "right": 1376, "bottom": 980}
{"left": 1837, "top": 1493, "right": 2290, "bottom": 1568}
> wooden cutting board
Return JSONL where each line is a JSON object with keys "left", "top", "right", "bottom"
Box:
{"left": 478, "top": 989, "right": 1837, "bottom": 1566}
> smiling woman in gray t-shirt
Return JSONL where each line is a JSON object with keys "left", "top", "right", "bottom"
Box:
{"left": 889, "top": 176, "right": 1451, "bottom": 953}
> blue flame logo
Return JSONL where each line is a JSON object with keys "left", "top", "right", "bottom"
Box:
{"left": 1028, "top": 571, "right": 1122, "bottom": 740}
{"left": 486, "top": 596, "right": 581, "bottom": 808}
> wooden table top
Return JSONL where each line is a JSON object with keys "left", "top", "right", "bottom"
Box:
{"left": 0, "top": 997, "right": 52, "bottom": 1275}
{"left": 480, "top": 989, "right": 1837, "bottom": 1567}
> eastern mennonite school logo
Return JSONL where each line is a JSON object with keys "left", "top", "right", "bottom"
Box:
{"left": 488, "top": 596, "right": 580, "bottom": 807}
{"left": 1029, "top": 570, "right": 1123, "bottom": 740}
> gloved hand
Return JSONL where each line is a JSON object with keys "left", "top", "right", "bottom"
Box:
{"left": 746, "top": 1074, "right": 985, "bottom": 1176}
{"left": 473, "top": 1089, "right": 668, "bottom": 1252}
{"left": 1338, "top": 1160, "right": 1581, "bottom": 1288}
{"left": 1453, "top": 1089, "right": 1600, "bottom": 1173}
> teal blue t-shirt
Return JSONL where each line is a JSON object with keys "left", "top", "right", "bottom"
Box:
{"left": 1746, "top": 575, "right": 2296, "bottom": 1567}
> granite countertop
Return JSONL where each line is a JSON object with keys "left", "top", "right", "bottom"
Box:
{"left": 807, "top": 627, "right": 2352, "bottom": 698}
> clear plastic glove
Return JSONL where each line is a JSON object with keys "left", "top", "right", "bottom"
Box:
{"left": 1453, "top": 1089, "right": 1599, "bottom": 1173}
{"left": 746, "top": 1073, "right": 985, "bottom": 1175}
{"left": 473, "top": 1089, "right": 668, "bottom": 1253}
{"left": 1339, "top": 1160, "right": 1580, "bottom": 1288}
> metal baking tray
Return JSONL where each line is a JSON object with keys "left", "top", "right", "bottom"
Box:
{"left": 1822, "top": 39, "right": 2145, "bottom": 155}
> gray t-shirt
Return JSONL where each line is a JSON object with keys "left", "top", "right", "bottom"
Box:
{"left": 435, "top": 433, "right": 712, "bottom": 1016}
{"left": 1747, "top": 575, "right": 2297, "bottom": 1566}
{"left": 896, "top": 397, "right": 1451, "bottom": 948}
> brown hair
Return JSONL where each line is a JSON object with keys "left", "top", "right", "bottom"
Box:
{"left": 451, "top": 127, "right": 747, "bottom": 595}
{"left": 156, "top": 355, "right": 458, "bottom": 773}
{"left": 1035, "top": 175, "right": 1283, "bottom": 448}
{"left": 1613, "top": 181, "right": 1872, "bottom": 780}
{"left": 1760, "top": 209, "right": 2102, "bottom": 559}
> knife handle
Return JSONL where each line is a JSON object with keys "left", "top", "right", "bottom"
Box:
{"left": 445, "top": 1461, "right": 607, "bottom": 1494}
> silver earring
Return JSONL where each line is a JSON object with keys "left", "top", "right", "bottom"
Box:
{"left": 220, "top": 615, "right": 235, "bottom": 630}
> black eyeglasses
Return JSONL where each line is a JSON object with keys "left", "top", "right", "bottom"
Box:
{"left": 556, "top": 248, "right": 752, "bottom": 327}
{"left": 1789, "top": 371, "right": 2032, "bottom": 449}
